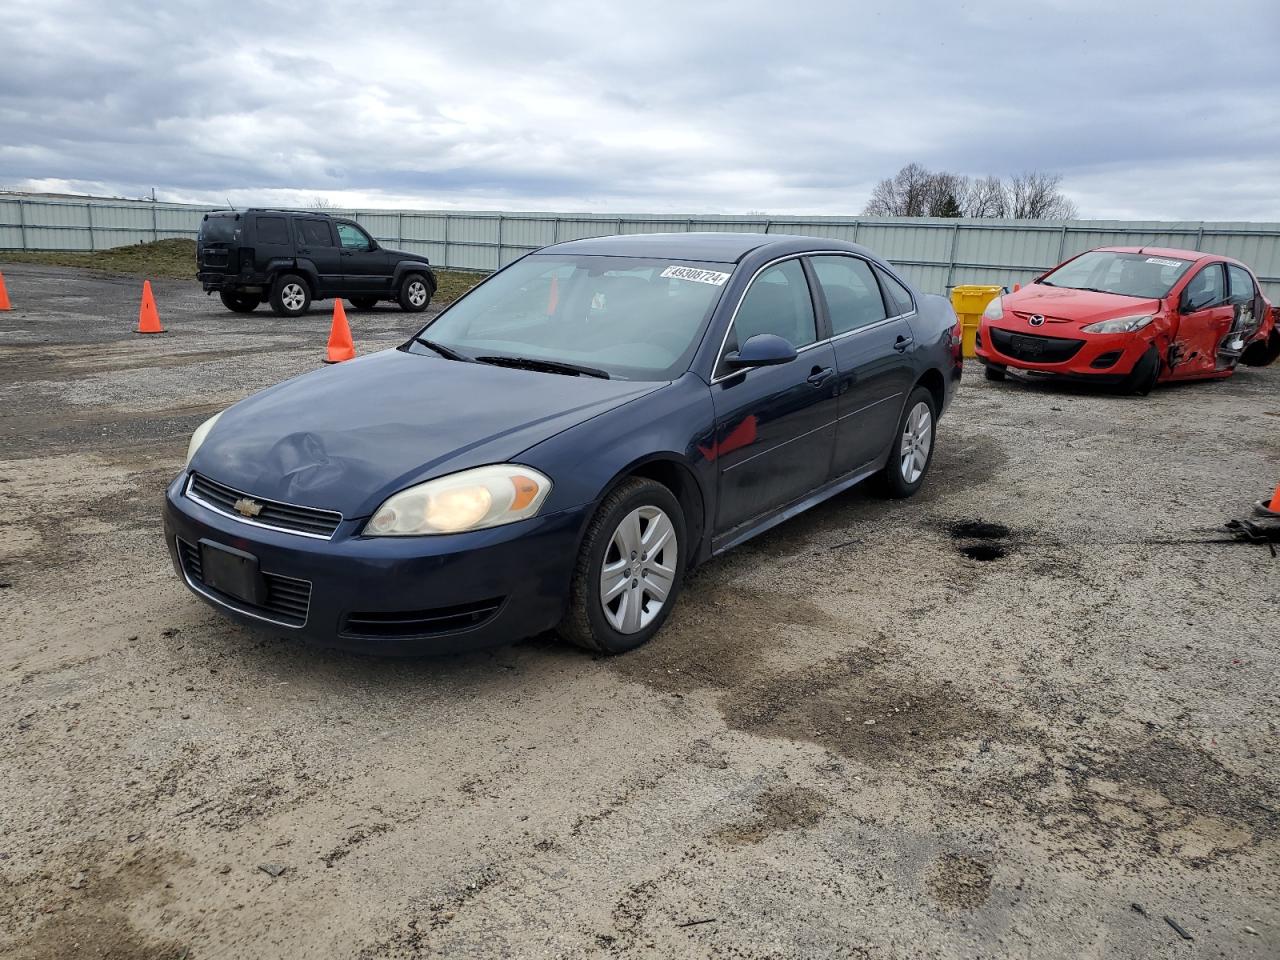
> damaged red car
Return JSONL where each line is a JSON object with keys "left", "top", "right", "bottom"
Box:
{"left": 976, "top": 246, "right": 1280, "bottom": 393}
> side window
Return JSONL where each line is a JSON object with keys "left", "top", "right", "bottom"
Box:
{"left": 811, "top": 256, "right": 888, "bottom": 336}
{"left": 254, "top": 216, "right": 289, "bottom": 245}
{"left": 1227, "top": 264, "right": 1256, "bottom": 305}
{"left": 1183, "top": 264, "right": 1225, "bottom": 311}
{"left": 298, "top": 219, "right": 335, "bottom": 246}
{"left": 336, "top": 222, "right": 373, "bottom": 251}
{"left": 875, "top": 266, "right": 915, "bottom": 316}
{"left": 723, "top": 259, "right": 817, "bottom": 365}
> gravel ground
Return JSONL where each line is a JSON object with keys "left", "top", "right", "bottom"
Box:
{"left": 0, "top": 261, "right": 1277, "bottom": 959}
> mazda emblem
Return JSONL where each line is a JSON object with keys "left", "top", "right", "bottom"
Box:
{"left": 1029, "top": 314, "right": 1046, "bottom": 326}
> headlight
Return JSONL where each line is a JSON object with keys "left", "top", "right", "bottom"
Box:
{"left": 1082, "top": 314, "right": 1154, "bottom": 334}
{"left": 364, "top": 465, "right": 552, "bottom": 536}
{"left": 186, "top": 411, "right": 223, "bottom": 466}
{"left": 982, "top": 297, "right": 1004, "bottom": 320}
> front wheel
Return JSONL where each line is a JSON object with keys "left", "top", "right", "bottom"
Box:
{"left": 397, "top": 273, "right": 433, "bottom": 312}
{"left": 983, "top": 364, "right": 1006, "bottom": 382}
{"left": 878, "top": 387, "right": 937, "bottom": 499}
{"left": 1123, "top": 344, "right": 1161, "bottom": 396}
{"left": 560, "top": 478, "right": 686, "bottom": 655}
{"left": 219, "top": 290, "right": 261, "bottom": 314}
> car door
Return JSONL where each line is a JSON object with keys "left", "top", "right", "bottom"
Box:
{"left": 1172, "top": 263, "right": 1232, "bottom": 377}
{"left": 336, "top": 221, "right": 391, "bottom": 294}
{"left": 294, "top": 218, "right": 342, "bottom": 294}
{"left": 710, "top": 257, "right": 838, "bottom": 537}
{"left": 810, "top": 255, "right": 917, "bottom": 476}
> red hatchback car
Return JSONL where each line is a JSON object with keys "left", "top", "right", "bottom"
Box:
{"left": 976, "top": 246, "right": 1279, "bottom": 393}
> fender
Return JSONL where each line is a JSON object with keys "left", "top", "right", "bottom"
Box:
{"left": 267, "top": 257, "right": 320, "bottom": 294}
{"left": 391, "top": 260, "right": 438, "bottom": 293}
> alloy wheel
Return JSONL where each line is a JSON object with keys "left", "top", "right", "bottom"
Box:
{"left": 282, "top": 283, "right": 306, "bottom": 311}
{"left": 599, "top": 505, "right": 677, "bottom": 634}
{"left": 407, "top": 280, "right": 428, "bottom": 307}
{"left": 899, "top": 401, "right": 932, "bottom": 484}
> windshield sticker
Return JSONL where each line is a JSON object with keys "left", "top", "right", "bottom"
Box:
{"left": 661, "top": 265, "right": 731, "bottom": 286}
{"left": 1145, "top": 257, "right": 1184, "bottom": 268}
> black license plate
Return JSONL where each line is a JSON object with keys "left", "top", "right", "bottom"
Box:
{"left": 1012, "top": 335, "right": 1047, "bottom": 357}
{"left": 199, "top": 540, "right": 264, "bottom": 604}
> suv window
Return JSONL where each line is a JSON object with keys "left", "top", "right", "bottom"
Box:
{"left": 336, "top": 222, "right": 374, "bottom": 251}
{"left": 255, "top": 216, "right": 289, "bottom": 245}
{"left": 298, "top": 219, "right": 335, "bottom": 246}
{"left": 876, "top": 267, "right": 915, "bottom": 316}
{"left": 726, "top": 259, "right": 817, "bottom": 360}
{"left": 811, "top": 255, "right": 888, "bottom": 335}
{"left": 1183, "top": 264, "right": 1225, "bottom": 311}
{"left": 199, "top": 215, "right": 240, "bottom": 242}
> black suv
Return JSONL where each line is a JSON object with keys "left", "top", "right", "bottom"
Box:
{"left": 196, "top": 209, "right": 438, "bottom": 317}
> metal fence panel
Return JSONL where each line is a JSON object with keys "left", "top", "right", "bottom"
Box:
{"left": 3, "top": 193, "right": 1280, "bottom": 299}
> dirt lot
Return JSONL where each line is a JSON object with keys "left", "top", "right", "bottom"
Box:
{"left": 1, "top": 261, "right": 1277, "bottom": 959}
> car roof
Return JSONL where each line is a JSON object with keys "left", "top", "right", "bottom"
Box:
{"left": 537, "top": 232, "right": 872, "bottom": 264}
{"left": 1096, "top": 245, "right": 1210, "bottom": 261}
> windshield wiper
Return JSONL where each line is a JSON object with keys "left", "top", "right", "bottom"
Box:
{"left": 475, "top": 355, "right": 610, "bottom": 380}
{"left": 1037, "top": 279, "right": 1056, "bottom": 286}
{"left": 411, "top": 337, "right": 474, "bottom": 362}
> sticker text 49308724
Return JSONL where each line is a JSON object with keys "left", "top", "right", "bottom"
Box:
{"left": 660, "top": 265, "right": 731, "bottom": 286}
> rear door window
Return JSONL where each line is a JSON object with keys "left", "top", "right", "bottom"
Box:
{"left": 254, "top": 216, "right": 289, "bottom": 246}
{"left": 1227, "top": 264, "right": 1256, "bottom": 304}
{"left": 810, "top": 255, "right": 888, "bottom": 335}
{"left": 298, "top": 219, "right": 335, "bottom": 246}
{"left": 199, "top": 216, "right": 240, "bottom": 242}
{"left": 875, "top": 266, "right": 915, "bottom": 316}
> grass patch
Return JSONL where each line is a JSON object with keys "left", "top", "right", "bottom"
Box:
{"left": 0, "top": 239, "right": 484, "bottom": 305}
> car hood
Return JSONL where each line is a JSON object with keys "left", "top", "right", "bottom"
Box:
{"left": 190, "top": 348, "right": 658, "bottom": 518}
{"left": 1004, "top": 286, "right": 1161, "bottom": 329}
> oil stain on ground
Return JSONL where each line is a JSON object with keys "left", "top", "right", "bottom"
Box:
{"left": 712, "top": 784, "right": 831, "bottom": 846}
{"left": 926, "top": 853, "right": 994, "bottom": 910}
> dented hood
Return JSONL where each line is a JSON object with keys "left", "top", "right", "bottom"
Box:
{"left": 189, "top": 348, "right": 657, "bottom": 518}
{"left": 1005, "top": 285, "right": 1162, "bottom": 328}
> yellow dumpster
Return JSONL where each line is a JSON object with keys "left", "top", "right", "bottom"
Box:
{"left": 949, "top": 285, "right": 1004, "bottom": 358}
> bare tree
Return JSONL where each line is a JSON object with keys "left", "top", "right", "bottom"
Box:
{"left": 865, "top": 164, "right": 1077, "bottom": 219}
{"left": 309, "top": 196, "right": 336, "bottom": 209}
{"left": 1006, "top": 171, "right": 1078, "bottom": 220}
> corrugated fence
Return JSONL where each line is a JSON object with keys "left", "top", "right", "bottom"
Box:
{"left": 3, "top": 192, "right": 1279, "bottom": 299}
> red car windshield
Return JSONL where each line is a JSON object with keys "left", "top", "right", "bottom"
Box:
{"left": 1039, "top": 251, "right": 1194, "bottom": 299}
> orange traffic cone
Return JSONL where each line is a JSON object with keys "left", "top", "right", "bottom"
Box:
{"left": 136, "top": 280, "right": 164, "bottom": 334}
{"left": 324, "top": 299, "right": 356, "bottom": 363}
{"left": 0, "top": 271, "right": 11, "bottom": 311}
{"left": 1269, "top": 482, "right": 1280, "bottom": 513}
{"left": 1013, "top": 283, "right": 1021, "bottom": 292}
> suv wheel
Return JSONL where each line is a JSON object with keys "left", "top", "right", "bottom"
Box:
{"left": 269, "top": 274, "right": 311, "bottom": 317}
{"left": 560, "top": 478, "right": 686, "bottom": 655}
{"left": 878, "top": 386, "right": 937, "bottom": 498}
{"left": 219, "top": 291, "right": 261, "bottom": 314}
{"left": 397, "top": 273, "right": 432, "bottom": 313}
{"left": 350, "top": 297, "right": 378, "bottom": 310}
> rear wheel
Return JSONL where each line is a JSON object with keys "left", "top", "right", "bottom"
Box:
{"left": 983, "top": 363, "right": 1006, "bottom": 382}
{"left": 560, "top": 478, "right": 686, "bottom": 655}
{"left": 349, "top": 297, "right": 378, "bottom": 310}
{"left": 219, "top": 290, "right": 261, "bottom": 314}
{"left": 878, "top": 387, "right": 937, "bottom": 499}
{"left": 397, "top": 273, "right": 433, "bottom": 312}
{"left": 269, "top": 274, "right": 311, "bottom": 317}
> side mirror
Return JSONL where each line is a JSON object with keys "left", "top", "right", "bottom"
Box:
{"left": 724, "top": 333, "right": 798, "bottom": 370}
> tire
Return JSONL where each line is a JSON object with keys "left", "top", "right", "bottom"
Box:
{"left": 1123, "top": 344, "right": 1161, "bottom": 396}
{"left": 219, "top": 290, "right": 261, "bottom": 314}
{"left": 269, "top": 274, "right": 311, "bottom": 317}
{"left": 877, "top": 386, "right": 938, "bottom": 499}
{"left": 349, "top": 297, "right": 378, "bottom": 311}
{"left": 983, "top": 364, "right": 1006, "bottom": 382}
{"left": 397, "top": 273, "right": 433, "bottom": 312}
{"left": 560, "top": 478, "right": 687, "bottom": 655}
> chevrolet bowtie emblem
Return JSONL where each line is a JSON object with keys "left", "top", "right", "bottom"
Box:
{"left": 233, "top": 497, "right": 264, "bottom": 518}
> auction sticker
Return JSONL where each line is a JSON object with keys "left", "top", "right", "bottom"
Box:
{"left": 1145, "top": 257, "right": 1184, "bottom": 267}
{"left": 661, "top": 265, "right": 731, "bottom": 286}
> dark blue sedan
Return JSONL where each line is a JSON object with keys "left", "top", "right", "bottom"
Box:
{"left": 165, "top": 233, "right": 962, "bottom": 654}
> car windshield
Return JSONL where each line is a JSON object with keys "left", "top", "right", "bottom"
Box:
{"left": 1039, "top": 251, "right": 1193, "bottom": 299}
{"left": 408, "top": 254, "right": 734, "bottom": 381}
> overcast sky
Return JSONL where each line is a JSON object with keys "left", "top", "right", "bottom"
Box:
{"left": 3, "top": 0, "right": 1278, "bottom": 220}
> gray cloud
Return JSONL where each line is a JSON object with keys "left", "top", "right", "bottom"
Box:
{"left": 3, "top": 0, "right": 1278, "bottom": 219}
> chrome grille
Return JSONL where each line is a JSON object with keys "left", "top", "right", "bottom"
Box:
{"left": 186, "top": 473, "right": 342, "bottom": 539}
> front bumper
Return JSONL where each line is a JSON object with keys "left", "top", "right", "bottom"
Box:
{"left": 163, "top": 472, "right": 588, "bottom": 655}
{"left": 974, "top": 320, "right": 1147, "bottom": 382}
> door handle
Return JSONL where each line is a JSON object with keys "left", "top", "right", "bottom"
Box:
{"left": 893, "top": 335, "right": 914, "bottom": 352}
{"left": 806, "top": 366, "right": 834, "bottom": 387}
{"left": 340, "top": 250, "right": 353, "bottom": 257}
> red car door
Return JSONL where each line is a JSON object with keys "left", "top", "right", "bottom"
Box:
{"left": 1169, "top": 262, "right": 1233, "bottom": 378}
